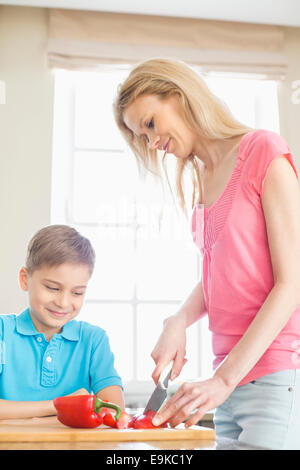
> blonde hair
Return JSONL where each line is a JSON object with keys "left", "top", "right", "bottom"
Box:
{"left": 113, "top": 58, "right": 253, "bottom": 213}
{"left": 26, "top": 225, "right": 96, "bottom": 275}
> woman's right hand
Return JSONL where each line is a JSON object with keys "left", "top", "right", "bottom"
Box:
{"left": 151, "top": 314, "right": 188, "bottom": 384}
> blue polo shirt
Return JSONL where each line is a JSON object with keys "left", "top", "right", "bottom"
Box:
{"left": 0, "top": 308, "right": 123, "bottom": 401}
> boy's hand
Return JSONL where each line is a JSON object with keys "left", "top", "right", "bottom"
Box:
{"left": 67, "top": 388, "right": 90, "bottom": 396}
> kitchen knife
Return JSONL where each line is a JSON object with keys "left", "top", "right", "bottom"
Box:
{"left": 143, "top": 362, "right": 173, "bottom": 413}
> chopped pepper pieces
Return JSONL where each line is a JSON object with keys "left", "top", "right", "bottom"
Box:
{"left": 100, "top": 408, "right": 117, "bottom": 428}
{"left": 129, "top": 410, "right": 169, "bottom": 429}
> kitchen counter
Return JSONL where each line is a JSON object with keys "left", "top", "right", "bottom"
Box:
{"left": 0, "top": 416, "right": 216, "bottom": 450}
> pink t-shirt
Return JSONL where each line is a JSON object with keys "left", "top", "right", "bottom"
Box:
{"left": 191, "top": 129, "right": 300, "bottom": 386}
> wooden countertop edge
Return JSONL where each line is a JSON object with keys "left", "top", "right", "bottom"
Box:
{"left": 0, "top": 424, "right": 215, "bottom": 442}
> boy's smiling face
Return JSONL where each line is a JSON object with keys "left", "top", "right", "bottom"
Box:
{"left": 19, "top": 263, "right": 91, "bottom": 340}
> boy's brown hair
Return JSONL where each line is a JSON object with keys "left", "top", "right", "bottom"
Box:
{"left": 25, "top": 225, "right": 95, "bottom": 275}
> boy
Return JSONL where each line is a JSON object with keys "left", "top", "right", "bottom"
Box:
{"left": 0, "top": 225, "right": 124, "bottom": 419}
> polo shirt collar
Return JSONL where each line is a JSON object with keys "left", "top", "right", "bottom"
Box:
{"left": 16, "top": 308, "right": 80, "bottom": 341}
{"left": 61, "top": 319, "right": 80, "bottom": 341}
{"left": 16, "top": 308, "right": 37, "bottom": 336}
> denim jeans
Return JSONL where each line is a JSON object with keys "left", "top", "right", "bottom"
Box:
{"left": 213, "top": 369, "right": 300, "bottom": 450}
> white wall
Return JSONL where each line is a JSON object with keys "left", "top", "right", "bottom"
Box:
{"left": 0, "top": 6, "right": 54, "bottom": 312}
{"left": 0, "top": 5, "right": 299, "bottom": 313}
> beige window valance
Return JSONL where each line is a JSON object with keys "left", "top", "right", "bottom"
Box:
{"left": 47, "top": 9, "right": 287, "bottom": 78}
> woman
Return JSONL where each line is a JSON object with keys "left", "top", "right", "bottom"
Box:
{"left": 113, "top": 58, "right": 300, "bottom": 449}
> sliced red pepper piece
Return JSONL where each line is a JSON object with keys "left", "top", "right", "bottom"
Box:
{"left": 130, "top": 410, "right": 169, "bottom": 429}
{"left": 128, "top": 413, "right": 139, "bottom": 428}
{"left": 94, "top": 397, "right": 122, "bottom": 421}
{"left": 97, "top": 399, "right": 118, "bottom": 428}
{"left": 99, "top": 409, "right": 132, "bottom": 429}
{"left": 102, "top": 409, "right": 117, "bottom": 428}
{"left": 53, "top": 394, "right": 122, "bottom": 429}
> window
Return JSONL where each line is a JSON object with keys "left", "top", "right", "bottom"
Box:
{"left": 51, "top": 66, "right": 280, "bottom": 406}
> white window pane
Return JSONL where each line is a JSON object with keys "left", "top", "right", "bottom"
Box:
{"left": 133, "top": 155, "right": 183, "bottom": 221}
{"left": 205, "top": 75, "right": 279, "bottom": 133}
{"left": 133, "top": 154, "right": 197, "bottom": 230}
{"left": 136, "top": 234, "right": 198, "bottom": 301}
{"left": 253, "top": 80, "right": 280, "bottom": 133}
{"left": 73, "top": 150, "right": 138, "bottom": 224}
{"left": 206, "top": 76, "right": 256, "bottom": 128}
{"left": 74, "top": 70, "right": 129, "bottom": 150}
{"left": 136, "top": 304, "right": 200, "bottom": 381}
{"left": 77, "top": 303, "right": 134, "bottom": 381}
{"left": 74, "top": 226, "right": 135, "bottom": 300}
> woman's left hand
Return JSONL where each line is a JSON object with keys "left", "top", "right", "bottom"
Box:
{"left": 152, "top": 375, "right": 235, "bottom": 428}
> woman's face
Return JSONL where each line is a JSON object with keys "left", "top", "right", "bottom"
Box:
{"left": 123, "top": 94, "right": 198, "bottom": 159}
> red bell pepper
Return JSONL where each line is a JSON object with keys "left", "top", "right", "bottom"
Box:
{"left": 54, "top": 394, "right": 122, "bottom": 429}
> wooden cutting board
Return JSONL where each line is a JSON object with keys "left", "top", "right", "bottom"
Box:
{"left": 0, "top": 416, "right": 215, "bottom": 442}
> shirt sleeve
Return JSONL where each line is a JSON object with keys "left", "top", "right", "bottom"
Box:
{"left": 244, "top": 130, "right": 298, "bottom": 197}
{"left": 89, "top": 328, "right": 123, "bottom": 395}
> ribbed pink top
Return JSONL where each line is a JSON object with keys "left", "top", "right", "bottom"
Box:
{"left": 191, "top": 129, "right": 300, "bottom": 386}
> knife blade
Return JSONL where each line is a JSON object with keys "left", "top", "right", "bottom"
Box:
{"left": 144, "top": 362, "right": 173, "bottom": 413}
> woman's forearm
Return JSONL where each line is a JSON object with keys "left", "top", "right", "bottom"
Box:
{"left": 214, "top": 282, "right": 300, "bottom": 388}
{"left": 0, "top": 398, "right": 56, "bottom": 419}
{"left": 172, "top": 280, "right": 207, "bottom": 328}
